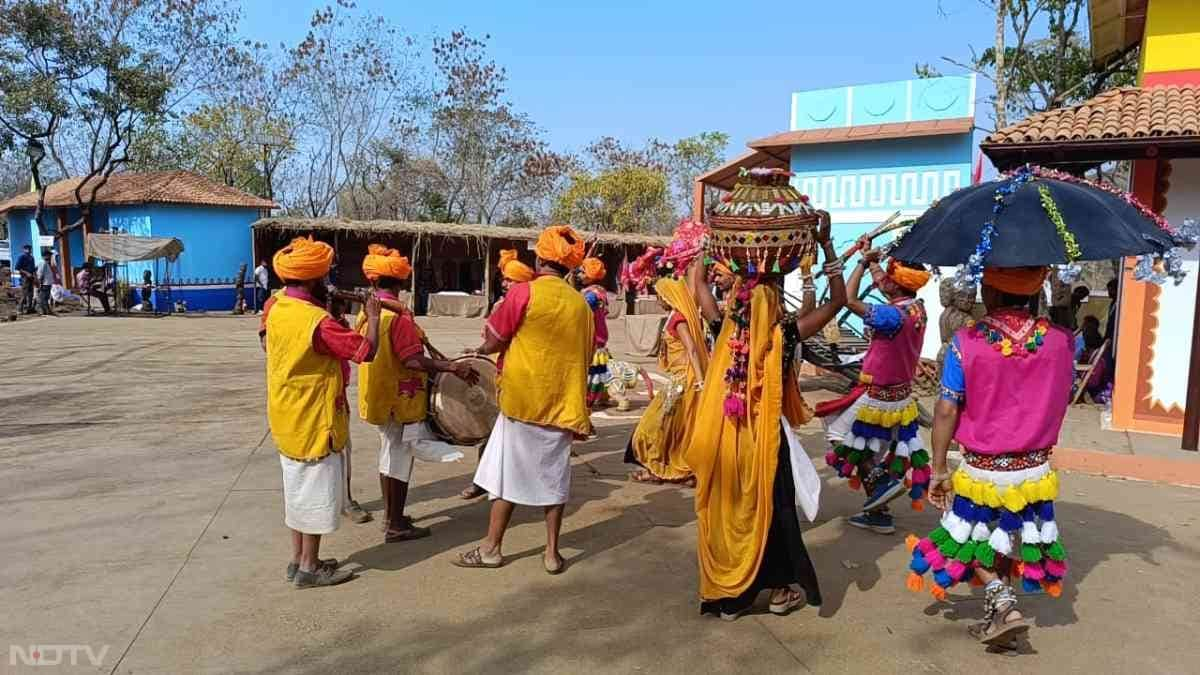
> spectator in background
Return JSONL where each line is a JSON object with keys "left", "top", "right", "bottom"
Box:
{"left": 1069, "top": 285, "right": 1090, "bottom": 331}
{"left": 76, "top": 261, "right": 112, "bottom": 314}
{"left": 141, "top": 269, "right": 154, "bottom": 312}
{"left": 253, "top": 259, "right": 270, "bottom": 313}
{"left": 1075, "top": 315, "right": 1104, "bottom": 363}
{"left": 36, "top": 249, "right": 56, "bottom": 316}
{"left": 15, "top": 244, "right": 38, "bottom": 314}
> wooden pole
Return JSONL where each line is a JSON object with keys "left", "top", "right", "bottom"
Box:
{"left": 482, "top": 238, "right": 493, "bottom": 317}
{"left": 410, "top": 234, "right": 421, "bottom": 315}
{"left": 1183, "top": 275, "right": 1200, "bottom": 450}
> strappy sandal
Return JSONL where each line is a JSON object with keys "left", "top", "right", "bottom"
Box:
{"left": 385, "top": 516, "right": 431, "bottom": 543}
{"left": 629, "top": 470, "right": 663, "bottom": 484}
{"left": 768, "top": 588, "right": 806, "bottom": 616}
{"left": 451, "top": 546, "right": 503, "bottom": 569}
{"left": 460, "top": 484, "right": 486, "bottom": 499}
{"left": 544, "top": 553, "right": 566, "bottom": 575}
{"left": 970, "top": 584, "right": 1031, "bottom": 646}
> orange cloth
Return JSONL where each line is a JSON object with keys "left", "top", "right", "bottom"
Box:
{"left": 887, "top": 259, "right": 931, "bottom": 292}
{"left": 711, "top": 261, "right": 733, "bottom": 280}
{"left": 580, "top": 257, "right": 606, "bottom": 284}
{"left": 362, "top": 244, "right": 412, "bottom": 282}
{"left": 983, "top": 266, "right": 1049, "bottom": 295}
{"left": 273, "top": 236, "right": 333, "bottom": 282}
{"left": 498, "top": 249, "right": 534, "bottom": 282}
{"left": 535, "top": 225, "right": 586, "bottom": 270}
{"left": 684, "top": 282, "right": 808, "bottom": 600}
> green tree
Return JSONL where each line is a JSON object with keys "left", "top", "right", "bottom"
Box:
{"left": 553, "top": 166, "right": 673, "bottom": 234}
{"left": 669, "top": 131, "right": 729, "bottom": 216}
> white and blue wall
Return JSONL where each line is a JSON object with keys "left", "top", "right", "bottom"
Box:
{"left": 784, "top": 75, "right": 976, "bottom": 356}
{"left": 5, "top": 203, "right": 261, "bottom": 311}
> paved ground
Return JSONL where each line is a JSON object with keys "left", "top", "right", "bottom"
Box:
{"left": 3, "top": 314, "right": 1199, "bottom": 674}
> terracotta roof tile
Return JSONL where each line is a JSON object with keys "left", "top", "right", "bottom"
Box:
{"left": 0, "top": 170, "right": 277, "bottom": 214}
{"left": 985, "top": 86, "right": 1200, "bottom": 147}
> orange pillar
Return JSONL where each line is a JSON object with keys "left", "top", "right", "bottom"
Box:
{"left": 692, "top": 179, "right": 705, "bottom": 222}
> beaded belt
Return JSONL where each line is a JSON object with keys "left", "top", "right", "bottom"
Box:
{"left": 865, "top": 382, "right": 912, "bottom": 402}
{"left": 964, "top": 448, "right": 1051, "bottom": 471}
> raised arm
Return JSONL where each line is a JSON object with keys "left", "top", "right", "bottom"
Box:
{"left": 794, "top": 211, "right": 846, "bottom": 339}
{"left": 844, "top": 238, "right": 881, "bottom": 318}
{"left": 687, "top": 258, "right": 722, "bottom": 324}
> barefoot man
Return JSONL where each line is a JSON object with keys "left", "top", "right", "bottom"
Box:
{"left": 357, "top": 244, "right": 478, "bottom": 543}
{"left": 906, "top": 266, "right": 1073, "bottom": 649}
{"left": 453, "top": 225, "right": 593, "bottom": 574}
{"left": 266, "top": 236, "right": 380, "bottom": 588}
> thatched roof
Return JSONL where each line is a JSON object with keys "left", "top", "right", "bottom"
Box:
{"left": 252, "top": 217, "right": 671, "bottom": 247}
{"left": 0, "top": 171, "right": 276, "bottom": 214}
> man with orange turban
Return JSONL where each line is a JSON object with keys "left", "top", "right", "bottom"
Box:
{"left": 356, "top": 244, "right": 478, "bottom": 543}
{"left": 577, "top": 256, "right": 612, "bottom": 408}
{"left": 459, "top": 249, "right": 535, "bottom": 500}
{"left": 265, "top": 236, "right": 381, "bottom": 588}
{"left": 453, "top": 225, "right": 594, "bottom": 574}
{"left": 818, "top": 241, "right": 933, "bottom": 535}
{"left": 907, "top": 265, "right": 1073, "bottom": 649}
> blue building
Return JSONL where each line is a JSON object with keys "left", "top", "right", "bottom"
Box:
{"left": 697, "top": 75, "right": 977, "bottom": 356}
{"left": 0, "top": 171, "right": 275, "bottom": 311}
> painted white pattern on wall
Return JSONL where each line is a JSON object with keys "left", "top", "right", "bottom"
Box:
{"left": 795, "top": 170, "right": 965, "bottom": 211}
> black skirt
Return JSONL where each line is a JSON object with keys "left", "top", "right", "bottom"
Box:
{"left": 700, "top": 425, "right": 823, "bottom": 616}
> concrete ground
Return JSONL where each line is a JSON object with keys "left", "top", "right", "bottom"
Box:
{"left": 2, "top": 314, "right": 1199, "bottom": 674}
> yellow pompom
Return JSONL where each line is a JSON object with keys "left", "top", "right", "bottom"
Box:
{"left": 1001, "top": 485, "right": 1027, "bottom": 514}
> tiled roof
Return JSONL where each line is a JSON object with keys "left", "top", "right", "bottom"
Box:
{"left": 984, "top": 86, "right": 1200, "bottom": 146}
{"left": 0, "top": 170, "right": 277, "bottom": 214}
{"left": 749, "top": 117, "right": 975, "bottom": 151}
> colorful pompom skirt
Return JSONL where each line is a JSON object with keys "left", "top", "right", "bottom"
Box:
{"left": 587, "top": 348, "right": 612, "bottom": 408}
{"left": 905, "top": 449, "right": 1067, "bottom": 601}
{"left": 821, "top": 383, "right": 930, "bottom": 509}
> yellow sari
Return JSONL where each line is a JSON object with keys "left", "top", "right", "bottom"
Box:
{"left": 628, "top": 278, "right": 709, "bottom": 481}
{"left": 683, "top": 281, "right": 811, "bottom": 600}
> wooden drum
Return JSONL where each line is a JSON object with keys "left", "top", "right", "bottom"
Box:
{"left": 428, "top": 355, "right": 499, "bottom": 445}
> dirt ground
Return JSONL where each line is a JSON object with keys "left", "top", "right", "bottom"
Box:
{"left": 2, "top": 314, "right": 1198, "bottom": 674}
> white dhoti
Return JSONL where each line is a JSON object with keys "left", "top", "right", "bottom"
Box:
{"left": 378, "top": 419, "right": 465, "bottom": 481}
{"left": 473, "top": 414, "right": 573, "bottom": 506}
{"left": 280, "top": 451, "right": 345, "bottom": 535}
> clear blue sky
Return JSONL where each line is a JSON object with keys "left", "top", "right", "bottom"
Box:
{"left": 240, "top": 0, "right": 1007, "bottom": 158}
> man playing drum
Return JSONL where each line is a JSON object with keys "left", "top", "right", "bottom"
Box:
{"left": 453, "top": 225, "right": 594, "bottom": 575}
{"left": 357, "top": 244, "right": 478, "bottom": 543}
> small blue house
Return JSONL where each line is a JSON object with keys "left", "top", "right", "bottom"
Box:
{"left": 0, "top": 171, "right": 275, "bottom": 311}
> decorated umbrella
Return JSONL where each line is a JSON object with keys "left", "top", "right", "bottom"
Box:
{"left": 890, "top": 165, "right": 1194, "bottom": 285}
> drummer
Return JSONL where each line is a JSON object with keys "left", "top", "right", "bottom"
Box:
{"left": 357, "top": 244, "right": 478, "bottom": 543}
{"left": 460, "top": 249, "right": 534, "bottom": 500}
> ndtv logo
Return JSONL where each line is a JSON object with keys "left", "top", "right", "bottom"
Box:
{"left": 10, "top": 645, "right": 110, "bottom": 667}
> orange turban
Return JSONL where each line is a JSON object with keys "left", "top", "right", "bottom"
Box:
{"left": 362, "top": 243, "right": 411, "bottom": 282}
{"left": 535, "top": 225, "right": 585, "bottom": 270}
{"left": 983, "top": 266, "right": 1049, "bottom": 295}
{"left": 580, "top": 257, "right": 606, "bottom": 284}
{"left": 273, "top": 236, "right": 333, "bottom": 282}
{"left": 711, "top": 261, "right": 733, "bottom": 279}
{"left": 887, "top": 259, "right": 932, "bottom": 292}
{"left": 498, "top": 249, "right": 533, "bottom": 283}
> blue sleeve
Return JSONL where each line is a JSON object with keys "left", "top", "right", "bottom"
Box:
{"left": 1074, "top": 334, "right": 1084, "bottom": 362}
{"left": 863, "top": 303, "right": 904, "bottom": 337}
{"left": 940, "top": 335, "right": 965, "bottom": 403}
{"left": 584, "top": 291, "right": 601, "bottom": 310}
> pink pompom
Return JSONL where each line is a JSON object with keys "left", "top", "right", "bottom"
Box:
{"left": 910, "top": 466, "right": 931, "bottom": 485}
{"left": 1022, "top": 562, "right": 1045, "bottom": 581}
{"left": 838, "top": 463, "right": 854, "bottom": 478}
{"left": 946, "top": 560, "right": 967, "bottom": 582}
{"left": 1044, "top": 559, "right": 1068, "bottom": 578}
{"left": 723, "top": 396, "right": 746, "bottom": 418}
{"left": 917, "top": 538, "right": 936, "bottom": 556}
{"left": 926, "top": 550, "right": 946, "bottom": 570}
{"left": 824, "top": 451, "right": 839, "bottom": 467}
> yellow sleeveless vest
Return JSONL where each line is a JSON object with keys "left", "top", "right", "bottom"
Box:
{"left": 357, "top": 309, "right": 428, "bottom": 425}
{"left": 266, "top": 294, "right": 349, "bottom": 461}
{"left": 499, "top": 275, "right": 593, "bottom": 435}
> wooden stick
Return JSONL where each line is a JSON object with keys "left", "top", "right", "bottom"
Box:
{"left": 813, "top": 211, "right": 905, "bottom": 279}
{"left": 332, "top": 289, "right": 448, "bottom": 360}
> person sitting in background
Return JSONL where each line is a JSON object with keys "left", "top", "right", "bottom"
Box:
{"left": 1075, "top": 315, "right": 1103, "bottom": 364}
{"left": 76, "top": 262, "right": 113, "bottom": 315}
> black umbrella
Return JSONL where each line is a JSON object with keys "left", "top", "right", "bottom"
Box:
{"left": 890, "top": 166, "right": 1178, "bottom": 268}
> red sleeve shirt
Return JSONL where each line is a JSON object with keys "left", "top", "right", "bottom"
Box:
{"left": 390, "top": 311, "right": 425, "bottom": 361}
{"left": 665, "top": 310, "right": 687, "bottom": 339}
{"left": 314, "top": 317, "right": 372, "bottom": 364}
{"left": 485, "top": 281, "right": 531, "bottom": 342}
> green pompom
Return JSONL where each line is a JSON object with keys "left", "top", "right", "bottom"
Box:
{"left": 929, "top": 526, "right": 950, "bottom": 545}
{"left": 939, "top": 539, "right": 960, "bottom": 557}
{"left": 889, "top": 456, "right": 906, "bottom": 475}
{"left": 910, "top": 450, "right": 930, "bottom": 469}
{"left": 955, "top": 541, "right": 977, "bottom": 563}
{"left": 834, "top": 444, "right": 851, "bottom": 459}
{"left": 975, "top": 541, "right": 996, "bottom": 568}
{"left": 771, "top": 260, "right": 782, "bottom": 273}
{"left": 1021, "top": 543, "right": 1042, "bottom": 563}
{"left": 1045, "top": 540, "right": 1067, "bottom": 561}
{"left": 847, "top": 449, "right": 865, "bottom": 466}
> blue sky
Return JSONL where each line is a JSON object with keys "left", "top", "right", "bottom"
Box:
{"left": 240, "top": 0, "right": 1007, "bottom": 158}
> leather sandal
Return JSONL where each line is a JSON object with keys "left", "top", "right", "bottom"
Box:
{"left": 451, "top": 546, "right": 503, "bottom": 569}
